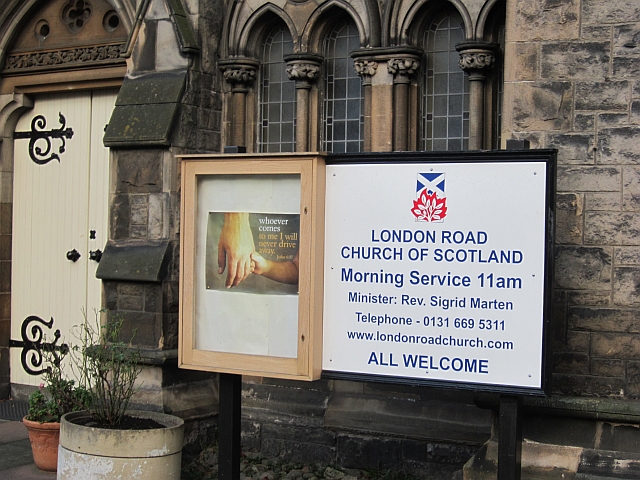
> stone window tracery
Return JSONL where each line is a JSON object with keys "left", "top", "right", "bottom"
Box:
{"left": 422, "top": 10, "right": 469, "bottom": 151}
{"left": 323, "top": 18, "right": 363, "bottom": 153}
{"left": 62, "top": 0, "right": 92, "bottom": 33}
{"left": 259, "top": 26, "right": 296, "bottom": 152}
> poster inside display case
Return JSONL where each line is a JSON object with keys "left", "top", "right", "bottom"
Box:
{"left": 178, "top": 154, "right": 325, "bottom": 380}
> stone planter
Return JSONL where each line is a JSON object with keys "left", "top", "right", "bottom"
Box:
{"left": 58, "top": 410, "right": 184, "bottom": 480}
{"left": 22, "top": 417, "right": 60, "bottom": 472}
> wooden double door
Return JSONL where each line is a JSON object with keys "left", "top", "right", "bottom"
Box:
{"left": 11, "top": 90, "right": 117, "bottom": 386}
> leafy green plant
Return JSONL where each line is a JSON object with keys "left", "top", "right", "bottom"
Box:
{"left": 26, "top": 389, "right": 58, "bottom": 423}
{"left": 72, "top": 311, "right": 141, "bottom": 427}
{"left": 26, "top": 342, "right": 91, "bottom": 423}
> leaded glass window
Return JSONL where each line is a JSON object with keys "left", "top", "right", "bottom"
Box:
{"left": 422, "top": 11, "right": 469, "bottom": 151}
{"left": 323, "top": 19, "right": 363, "bottom": 153}
{"left": 259, "top": 26, "right": 295, "bottom": 152}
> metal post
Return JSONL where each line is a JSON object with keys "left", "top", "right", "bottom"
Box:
{"left": 218, "top": 373, "right": 242, "bottom": 480}
{"left": 498, "top": 395, "right": 522, "bottom": 480}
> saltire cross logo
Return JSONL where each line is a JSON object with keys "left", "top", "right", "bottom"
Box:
{"left": 411, "top": 172, "right": 448, "bottom": 222}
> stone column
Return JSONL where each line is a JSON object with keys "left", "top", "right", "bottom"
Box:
{"left": 387, "top": 58, "right": 420, "bottom": 152}
{"left": 353, "top": 60, "right": 378, "bottom": 152}
{"left": 284, "top": 54, "right": 323, "bottom": 152}
{"left": 219, "top": 58, "right": 258, "bottom": 148}
{"left": 455, "top": 41, "right": 498, "bottom": 150}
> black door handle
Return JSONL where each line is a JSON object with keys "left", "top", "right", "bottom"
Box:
{"left": 66, "top": 249, "right": 81, "bottom": 262}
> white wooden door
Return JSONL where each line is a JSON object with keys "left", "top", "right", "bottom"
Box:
{"left": 11, "top": 90, "right": 117, "bottom": 386}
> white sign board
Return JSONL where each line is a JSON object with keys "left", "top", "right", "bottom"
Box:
{"left": 323, "top": 160, "right": 551, "bottom": 392}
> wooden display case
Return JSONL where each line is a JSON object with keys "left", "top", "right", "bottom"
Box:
{"left": 178, "top": 153, "right": 325, "bottom": 380}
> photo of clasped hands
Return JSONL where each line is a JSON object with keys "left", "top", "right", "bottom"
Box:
{"left": 217, "top": 212, "right": 299, "bottom": 288}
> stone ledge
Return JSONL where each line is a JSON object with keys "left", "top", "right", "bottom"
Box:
{"left": 96, "top": 242, "right": 170, "bottom": 282}
{"left": 475, "top": 394, "right": 640, "bottom": 423}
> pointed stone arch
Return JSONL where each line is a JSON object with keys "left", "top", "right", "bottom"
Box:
{"left": 236, "top": 4, "right": 298, "bottom": 57}
{"left": 391, "top": 0, "right": 472, "bottom": 47}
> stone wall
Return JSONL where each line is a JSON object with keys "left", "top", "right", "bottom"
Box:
{"left": 504, "top": 0, "right": 640, "bottom": 399}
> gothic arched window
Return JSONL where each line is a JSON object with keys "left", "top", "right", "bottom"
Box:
{"left": 422, "top": 10, "right": 469, "bottom": 151}
{"left": 323, "top": 18, "right": 363, "bottom": 153}
{"left": 259, "top": 26, "right": 295, "bottom": 152}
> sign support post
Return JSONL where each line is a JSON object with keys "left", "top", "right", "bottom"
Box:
{"left": 217, "top": 146, "right": 245, "bottom": 480}
{"left": 219, "top": 372, "right": 242, "bottom": 480}
{"left": 498, "top": 395, "right": 522, "bottom": 480}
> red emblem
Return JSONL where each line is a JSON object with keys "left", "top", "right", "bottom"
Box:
{"left": 411, "top": 190, "right": 447, "bottom": 222}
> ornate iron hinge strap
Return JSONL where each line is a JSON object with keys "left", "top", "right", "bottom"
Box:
{"left": 9, "top": 316, "right": 69, "bottom": 375}
{"left": 13, "top": 113, "right": 74, "bottom": 165}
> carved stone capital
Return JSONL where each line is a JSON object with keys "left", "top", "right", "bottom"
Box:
{"left": 219, "top": 58, "right": 259, "bottom": 92}
{"left": 283, "top": 54, "right": 323, "bottom": 89}
{"left": 387, "top": 58, "right": 420, "bottom": 83}
{"left": 286, "top": 62, "right": 320, "bottom": 81}
{"left": 354, "top": 60, "right": 378, "bottom": 85}
{"left": 354, "top": 60, "right": 378, "bottom": 77}
{"left": 455, "top": 41, "right": 499, "bottom": 79}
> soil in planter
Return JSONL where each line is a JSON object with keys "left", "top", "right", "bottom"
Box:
{"left": 72, "top": 414, "right": 165, "bottom": 430}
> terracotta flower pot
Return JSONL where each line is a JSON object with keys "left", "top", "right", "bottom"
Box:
{"left": 22, "top": 416, "right": 60, "bottom": 472}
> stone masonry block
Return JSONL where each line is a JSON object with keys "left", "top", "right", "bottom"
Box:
{"left": 557, "top": 166, "right": 620, "bottom": 192}
{"left": 121, "top": 311, "right": 161, "bottom": 348}
{"left": 556, "top": 193, "right": 583, "bottom": 244}
{"left": 615, "top": 247, "right": 640, "bottom": 265}
{"left": 581, "top": 25, "right": 612, "bottom": 41}
{"left": 241, "top": 419, "right": 261, "bottom": 451}
{"left": 148, "top": 193, "right": 166, "bottom": 240}
{"left": 115, "top": 149, "right": 163, "bottom": 193}
{"left": 118, "top": 282, "right": 145, "bottom": 296}
{"left": 552, "top": 291, "right": 567, "bottom": 350}
{"left": 551, "top": 373, "right": 625, "bottom": 397}
{"left": 614, "top": 267, "right": 640, "bottom": 306}
{"left": 613, "top": 25, "right": 640, "bottom": 56}
{"left": 555, "top": 246, "right": 612, "bottom": 290}
{"left": 566, "top": 330, "right": 590, "bottom": 352}
{"left": 574, "top": 113, "right": 595, "bottom": 131}
{"left": 626, "top": 362, "right": 640, "bottom": 398}
{"left": 131, "top": 225, "right": 148, "bottom": 238}
{"left": 585, "top": 212, "right": 640, "bottom": 245}
{"left": 591, "top": 359, "right": 625, "bottom": 377}
{"left": 118, "top": 294, "right": 144, "bottom": 312}
{"left": 598, "top": 113, "right": 631, "bottom": 127}
{"left": 512, "top": 0, "right": 579, "bottom": 42}
{"left": 623, "top": 166, "right": 640, "bottom": 210}
{"left": 103, "top": 281, "right": 118, "bottom": 311}
{"left": 506, "top": 42, "right": 538, "bottom": 81}
{"left": 510, "top": 82, "right": 572, "bottom": 131}
{"left": 585, "top": 193, "right": 621, "bottom": 211}
{"left": 567, "top": 291, "right": 611, "bottom": 306}
{"left": 0, "top": 294, "right": 9, "bottom": 320}
{"left": 613, "top": 57, "right": 640, "bottom": 78}
{"left": 131, "top": 202, "right": 148, "bottom": 225}
{"left": 632, "top": 101, "right": 640, "bottom": 124}
{"left": 261, "top": 438, "right": 336, "bottom": 465}
{"left": 575, "top": 81, "right": 630, "bottom": 111}
{"left": 582, "top": 0, "right": 640, "bottom": 24}
{"left": 144, "top": 284, "right": 161, "bottom": 313}
{"left": 549, "top": 134, "right": 594, "bottom": 164}
{"left": 591, "top": 333, "right": 640, "bottom": 359}
{"left": 541, "top": 43, "right": 610, "bottom": 80}
{"left": 261, "top": 423, "right": 336, "bottom": 446}
{"left": 569, "top": 307, "right": 640, "bottom": 333}
{"left": 111, "top": 194, "right": 130, "bottom": 240}
{"left": 336, "top": 434, "right": 402, "bottom": 470}
{"left": 553, "top": 352, "right": 590, "bottom": 375}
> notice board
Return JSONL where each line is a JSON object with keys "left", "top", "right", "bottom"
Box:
{"left": 178, "top": 153, "right": 325, "bottom": 381}
{"left": 322, "top": 151, "right": 556, "bottom": 395}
